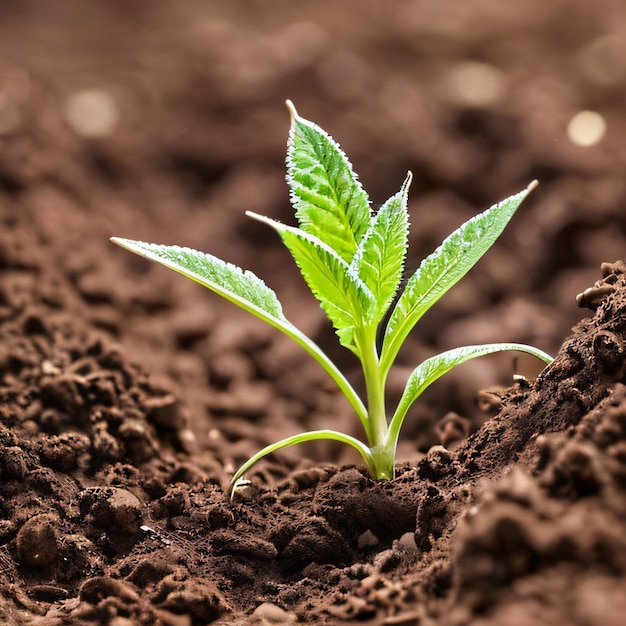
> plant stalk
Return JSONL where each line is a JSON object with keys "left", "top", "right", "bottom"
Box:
{"left": 358, "top": 328, "right": 394, "bottom": 480}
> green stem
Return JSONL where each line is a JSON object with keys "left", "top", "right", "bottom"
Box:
{"left": 357, "top": 327, "right": 393, "bottom": 479}
{"left": 266, "top": 320, "right": 370, "bottom": 435}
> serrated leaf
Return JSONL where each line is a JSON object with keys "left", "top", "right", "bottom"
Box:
{"left": 110, "top": 238, "right": 287, "bottom": 321}
{"left": 380, "top": 183, "right": 537, "bottom": 374}
{"left": 387, "top": 342, "right": 553, "bottom": 446}
{"left": 246, "top": 212, "right": 375, "bottom": 352}
{"left": 110, "top": 237, "right": 370, "bottom": 427}
{"left": 351, "top": 172, "right": 411, "bottom": 323}
{"left": 286, "top": 101, "right": 371, "bottom": 262}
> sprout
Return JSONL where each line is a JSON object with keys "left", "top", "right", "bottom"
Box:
{"left": 112, "top": 102, "right": 552, "bottom": 490}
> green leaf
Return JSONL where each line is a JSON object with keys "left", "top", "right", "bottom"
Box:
{"left": 351, "top": 172, "right": 411, "bottom": 323}
{"left": 110, "top": 238, "right": 287, "bottom": 321}
{"left": 286, "top": 100, "right": 371, "bottom": 262}
{"left": 246, "top": 213, "right": 375, "bottom": 352}
{"left": 229, "top": 429, "right": 375, "bottom": 492}
{"left": 110, "top": 237, "right": 369, "bottom": 427}
{"left": 387, "top": 342, "right": 553, "bottom": 449}
{"left": 380, "top": 182, "right": 537, "bottom": 374}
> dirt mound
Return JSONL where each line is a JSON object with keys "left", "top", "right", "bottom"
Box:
{"left": 2, "top": 227, "right": 626, "bottom": 624}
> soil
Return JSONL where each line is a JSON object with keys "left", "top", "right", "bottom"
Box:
{"left": 1, "top": 1, "right": 626, "bottom": 624}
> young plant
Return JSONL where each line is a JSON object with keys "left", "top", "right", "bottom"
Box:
{"left": 111, "top": 102, "right": 552, "bottom": 489}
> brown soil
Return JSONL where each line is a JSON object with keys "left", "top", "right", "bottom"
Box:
{"left": 1, "top": 2, "right": 626, "bottom": 624}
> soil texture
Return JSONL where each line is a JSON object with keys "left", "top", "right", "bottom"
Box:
{"left": 1, "top": 2, "right": 626, "bottom": 624}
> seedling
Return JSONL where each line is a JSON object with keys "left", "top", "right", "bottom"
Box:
{"left": 111, "top": 102, "right": 552, "bottom": 489}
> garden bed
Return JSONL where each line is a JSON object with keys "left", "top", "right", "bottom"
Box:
{"left": 1, "top": 2, "right": 626, "bottom": 624}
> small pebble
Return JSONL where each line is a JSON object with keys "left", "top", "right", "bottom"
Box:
{"left": 16, "top": 514, "right": 59, "bottom": 567}
{"left": 357, "top": 529, "right": 380, "bottom": 550}
{"left": 250, "top": 601, "right": 297, "bottom": 624}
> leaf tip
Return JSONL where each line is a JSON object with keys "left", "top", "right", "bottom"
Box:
{"left": 110, "top": 237, "right": 150, "bottom": 256}
{"left": 245, "top": 210, "right": 269, "bottom": 226}
{"left": 110, "top": 236, "right": 131, "bottom": 249}
{"left": 246, "top": 211, "right": 281, "bottom": 232}
{"left": 527, "top": 179, "right": 539, "bottom": 193}
{"left": 285, "top": 99, "right": 298, "bottom": 123}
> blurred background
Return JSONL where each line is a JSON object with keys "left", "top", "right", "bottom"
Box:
{"left": 1, "top": 0, "right": 625, "bottom": 467}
